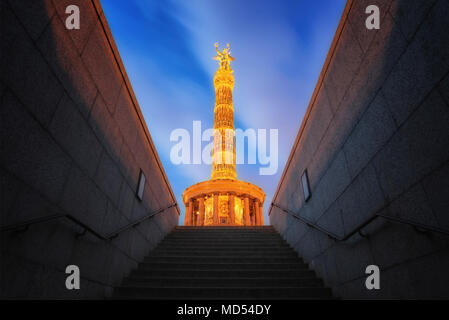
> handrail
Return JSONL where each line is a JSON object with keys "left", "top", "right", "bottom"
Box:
{"left": 271, "top": 203, "right": 449, "bottom": 241}
{"left": 0, "top": 203, "right": 178, "bottom": 240}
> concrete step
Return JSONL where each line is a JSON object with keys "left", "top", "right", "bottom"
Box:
{"left": 168, "top": 234, "right": 280, "bottom": 237}
{"left": 169, "top": 229, "right": 279, "bottom": 235}
{"left": 166, "top": 234, "right": 283, "bottom": 239}
{"left": 169, "top": 229, "right": 279, "bottom": 234}
{"left": 161, "top": 239, "right": 287, "bottom": 245}
{"left": 122, "top": 277, "right": 323, "bottom": 288}
{"left": 137, "top": 262, "right": 309, "bottom": 270}
{"left": 160, "top": 238, "right": 288, "bottom": 242}
{"left": 130, "top": 268, "right": 316, "bottom": 279}
{"left": 170, "top": 228, "right": 277, "bottom": 232}
{"left": 113, "top": 286, "right": 333, "bottom": 299}
{"left": 142, "top": 256, "right": 303, "bottom": 264}
{"left": 113, "top": 226, "right": 333, "bottom": 299}
{"left": 153, "top": 244, "right": 296, "bottom": 254}
{"left": 148, "top": 249, "right": 299, "bottom": 258}
{"left": 171, "top": 230, "right": 278, "bottom": 234}
{"left": 174, "top": 226, "right": 276, "bottom": 231}
{"left": 156, "top": 244, "right": 293, "bottom": 251}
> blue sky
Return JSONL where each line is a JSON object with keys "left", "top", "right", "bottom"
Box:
{"left": 100, "top": 0, "right": 346, "bottom": 224}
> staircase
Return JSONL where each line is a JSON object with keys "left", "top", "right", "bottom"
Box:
{"left": 113, "top": 226, "right": 333, "bottom": 299}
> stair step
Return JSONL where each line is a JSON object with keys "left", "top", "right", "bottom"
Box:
{"left": 169, "top": 230, "right": 279, "bottom": 235}
{"left": 169, "top": 230, "right": 279, "bottom": 234}
{"left": 174, "top": 227, "right": 276, "bottom": 230}
{"left": 112, "top": 226, "right": 333, "bottom": 299}
{"left": 142, "top": 256, "right": 303, "bottom": 264}
{"left": 162, "top": 237, "right": 286, "bottom": 247}
{"left": 153, "top": 245, "right": 296, "bottom": 254}
{"left": 148, "top": 250, "right": 299, "bottom": 257}
{"left": 170, "top": 233, "right": 278, "bottom": 235}
{"left": 170, "top": 234, "right": 279, "bottom": 236}
{"left": 166, "top": 235, "right": 283, "bottom": 239}
{"left": 157, "top": 244, "right": 293, "bottom": 251}
{"left": 163, "top": 239, "right": 284, "bottom": 244}
{"left": 123, "top": 277, "right": 323, "bottom": 288}
{"left": 172, "top": 232, "right": 279, "bottom": 235}
{"left": 130, "top": 269, "right": 316, "bottom": 278}
{"left": 113, "top": 286, "right": 333, "bottom": 299}
{"left": 138, "top": 262, "right": 308, "bottom": 270}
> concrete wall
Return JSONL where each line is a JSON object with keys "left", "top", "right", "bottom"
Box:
{"left": 270, "top": 0, "right": 449, "bottom": 299}
{"left": 1, "top": 0, "right": 179, "bottom": 298}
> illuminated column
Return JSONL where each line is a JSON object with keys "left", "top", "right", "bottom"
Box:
{"left": 211, "top": 44, "right": 236, "bottom": 180}
{"left": 243, "top": 195, "right": 250, "bottom": 226}
{"left": 255, "top": 200, "right": 260, "bottom": 226}
{"left": 213, "top": 193, "right": 219, "bottom": 225}
{"left": 228, "top": 193, "right": 235, "bottom": 225}
{"left": 191, "top": 199, "right": 196, "bottom": 226}
{"left": 185, "top": 199, "right": 193, "bottom": 226}
{"left": 198, "top": 196, "right": 205, "bottom": 226}
{"left": 183, "top": 202, "right": 189, "bottom": 225}
{"left": 259, "top": 202, "right": 264, "bottom": 225}
{"left": 251, "top": 201, "right": 256, "bottom": 226}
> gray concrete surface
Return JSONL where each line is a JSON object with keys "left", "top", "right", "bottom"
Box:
{"left": 270, "top": 0, "right": 449, "bottom": 299}
{"left": 1, "top": 0, "right": 179, "bottom": 298}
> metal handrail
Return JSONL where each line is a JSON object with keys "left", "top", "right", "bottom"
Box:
{"left": 1, "top": 203, "right": 178, "bottom": 240}
{"left": 270, "top": 203, "right": 449, "bottom": 241}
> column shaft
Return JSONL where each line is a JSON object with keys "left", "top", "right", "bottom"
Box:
{"left": 213, "top": 193, "right": 219, "bottom": 225}
{"left": 198, "top": 197, "right": 205, "bottom": 226}
{"left": 255, "top": 200, "right": 260, "bottom": 226}
{"left": 229, "top": 194, "right": 235, "bottom": 225}
{"left": 185, "top": 199, "right": 193, "bottom": 226}
{"left": 190, "top": 199, "right": 196, "bottom": 226}
{"left": 243, "top": 196, "right": 250, "bottom": 226}
{"left": 259, "top": 202, "right": 264, "bottom": 225}
{"left": 192, "top": 211, "right": 196, "bottom": 226}
{"left": 183, "top": 202, "right": 189, "bottom": 225}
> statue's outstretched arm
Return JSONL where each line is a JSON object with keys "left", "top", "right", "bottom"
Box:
{"left": 214, "top": 42, "right": 222, "bottom": 56}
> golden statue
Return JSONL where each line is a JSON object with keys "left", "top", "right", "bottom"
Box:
{"left": 213, "top": 42, "right": 234, "bottom": 70}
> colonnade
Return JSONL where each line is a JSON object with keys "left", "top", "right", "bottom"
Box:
{"left": 183, "top": 193, "right": 264, "bottom": 226}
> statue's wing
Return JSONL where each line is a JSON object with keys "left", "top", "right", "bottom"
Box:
{"left": 213, "top": 55, "right": 221, "bottom": 61}
{"left": 229, "top": 55, "right": 235, "bottom": 61}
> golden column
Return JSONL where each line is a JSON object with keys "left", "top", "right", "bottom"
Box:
{"left": 213, "top": 193, "right": 219, "bottom": 224}
{"left": 182, "top": 43, "right": 265, "bottom": 226}
{"left": 198, "top": 197, "right": 205, "bottom": 226}
{"left": 255, "top": 200, "right": 260, "bottom": 225}
{"left": 243, "top": 196, "right": 250, "bottom": 226}
{"left": 211, "top": 43, "right": 236, "bottom": 180}
{"left": 228, "top": 193, "right": 235, "bottom": 224}
{"left": 184, "top": 199, "right": 192, "bottom": 225}
{"left": 259, "top": 204, "right": 264, "bottom": 225}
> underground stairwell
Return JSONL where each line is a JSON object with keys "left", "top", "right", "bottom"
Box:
{"left": 113, "top": 226, "right": 333, "bottom": 299}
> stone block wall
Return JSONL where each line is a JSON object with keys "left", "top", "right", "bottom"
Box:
{"left": 270, "top": 0, "right": 449, "bottom": 298}
{"left": 1, "top": 0, "right": 179, "bottom": 298}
